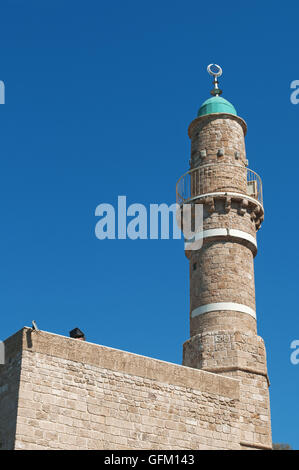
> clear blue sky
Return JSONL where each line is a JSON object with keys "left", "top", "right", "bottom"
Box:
{"left": 0, "top": 0, "right": 298, "bottom": 448}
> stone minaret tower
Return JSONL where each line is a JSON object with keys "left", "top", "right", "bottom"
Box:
{"left": 177, "top": 65, "right": 272, "bottom": 449}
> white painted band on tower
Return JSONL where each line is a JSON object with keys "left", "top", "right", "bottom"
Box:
{"left": 228, "top": 229, "right": 257, "bottom": 247}
{"left": 185, "top": 228, "right": 257, "bottom": 250}
{"left": 191, "top": 302, "right": 256, "bottom": 320}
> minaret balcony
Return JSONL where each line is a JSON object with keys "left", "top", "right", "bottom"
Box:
{"left": 176, "top": 163, "right": 263, "bottom": 208}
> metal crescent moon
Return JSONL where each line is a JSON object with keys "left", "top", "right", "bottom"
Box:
{"left": 207, "top": 64, "right": 223, "bottom": 77}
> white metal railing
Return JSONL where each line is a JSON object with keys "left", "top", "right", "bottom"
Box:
{"left": 246, "top": 168, "right": 263, "bottom": 205}
{"left": 176, "top": 164, "right": 263, "bottom": 206}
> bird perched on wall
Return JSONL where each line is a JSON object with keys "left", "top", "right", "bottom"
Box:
{"left": 31, "top": 320, "right": 39, "bottom": 331}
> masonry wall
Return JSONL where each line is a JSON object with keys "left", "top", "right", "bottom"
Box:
{"left": 183, "top": 330, "right": 272, "bottom": 449}
{"left": 0, "top": 331, "right": 22, "bottom": 450}
{"left": 0, "top": 328, "right": 246, "bottom": 450}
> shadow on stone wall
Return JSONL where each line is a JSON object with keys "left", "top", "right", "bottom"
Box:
{"left": 0, "top": 330, "right": 23, "bottom": 450}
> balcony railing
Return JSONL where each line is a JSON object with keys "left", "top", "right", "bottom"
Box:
{"left": 176, "top": 164, "right": 263, "bottom": 206}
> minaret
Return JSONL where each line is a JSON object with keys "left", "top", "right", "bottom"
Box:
{"left": 177, "top": 65, "right": 272, "bottom": 449}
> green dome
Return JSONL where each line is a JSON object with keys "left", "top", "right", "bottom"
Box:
{"left": 198, "top": 96, "right": 237, "bottom": 117}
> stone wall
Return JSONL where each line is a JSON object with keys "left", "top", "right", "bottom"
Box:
{"left": 189, "top": 115, "right": 247, "bottom": 168}
{"left": 0, "top": 330, "right": 22, "bottom": 450}
{"left": 0, "top": 327, "right": 247, "bottom": 450}
{"left": 189, "top": 241, "right": 256, "bottom": 334}
{"left": 183, "top": 330, "right": 272, "bottom": 449}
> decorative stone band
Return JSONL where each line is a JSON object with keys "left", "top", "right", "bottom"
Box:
{"left": 186, "top": 191, "right": 264, "bottom": 212}
{"left": 204, "top": 366, "right": 270, "bottom": 388}
{"left": 239, "top": 441, "right": 273, "bottom": 450}
{"left": 191, "top": 302, "right": 256, "bottom": 320}
{"left": 185, "top": 227, "right": 257, "bottom": 255}
{"left": 179, "top": 191, "right": 264, "bottom": 231}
